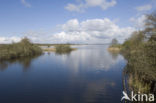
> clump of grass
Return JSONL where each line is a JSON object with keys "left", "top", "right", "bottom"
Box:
{"left": 108, "top": 46, "right": 121, "bottom": 52}
{"left": 54, "top": 44, "right": 74, "bottom": 54}
{"left": 0, "top": 38, "right": 42, "bottom": 60}
{"left": 43, "top": 48, "right": 55, "bottom": 52}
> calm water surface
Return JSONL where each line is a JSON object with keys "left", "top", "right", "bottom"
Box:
{"left": 0, "top": 45, "right": 126, "bottom": 103}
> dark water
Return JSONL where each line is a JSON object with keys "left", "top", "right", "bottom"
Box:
{"left": 0, "top": 45, "right": 126, "bottom": 103}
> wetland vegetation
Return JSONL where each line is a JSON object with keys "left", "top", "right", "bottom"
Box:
{"left": 43, "top": 44, "right": 77, "bottom": 54}
{"left": 0, "top": 38, "right": 42, "bottom": 60}
{"left": 108, "top": 12, "right": 156, "bottom": 94}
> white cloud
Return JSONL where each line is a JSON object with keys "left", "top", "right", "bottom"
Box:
{"left": 0, "top": 37, "right": 21, "bottom": 44}
{"left": 65, "top": 3, "right": 85, "bottom": 12}
{"left": 130, "top": 15, "right": 147, "bottom": 29}
{"left": 136, "top": 4, "right": 152, "bottom": 12}
{"left": 21, "top": 0, "right": 31, "bottom": 8}
{"left": 62, "top": 19, "right": 80, "bottom": 32}
{"left": 51, "top": 18, "right": 135, "bottom": 44}
{"left": 85, "top": 0, "right": 116, "bottom": 10}
{"left": 22, "top": 30, "right": 52, "bottom": 43}
{"left": 65, "top": 0, "right": 116, "bottom": 12}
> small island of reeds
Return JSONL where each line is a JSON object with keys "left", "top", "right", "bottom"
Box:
{"left": 43, "top": 44, "right": 77, "bottom": 54}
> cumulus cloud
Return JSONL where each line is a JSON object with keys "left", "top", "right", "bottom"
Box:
{"left": 21, "top": 0, "right": 31, "bottom": 8}
{"left": 0, "top": 18, "right": 135, "bottom": 44}
{"left": 51, "top": 18, "right": 135, "bottom": 44}
{"left": 62, "top": 19, "right": 80, "bottom": 32}
{"left": 136, "top": 4, "right": 152, "bottom": 12}
{"left": 65, "top": 0, "right": 116, "bottom": 12}
{"left": 130, "top": 15, "right": 147, "bottom": 29}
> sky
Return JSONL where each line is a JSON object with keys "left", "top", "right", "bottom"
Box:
{"left": 0, "top": 0, "right": 155, "bottom": 44}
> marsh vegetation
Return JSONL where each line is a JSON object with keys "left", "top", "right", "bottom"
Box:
{"left": 43, "top": 44, "right": 76, "bottom": 54}
{"left": 54, "top": 44, "right": 73, "bottom": 54}
{"left": 0, "top": 54, "right": 41, "bottom": 72}
{"left": 0, "top": 38, "right": 42, "bottom": 60}
{"left": 109, "top": 12, "right": 156, "bottom": 94}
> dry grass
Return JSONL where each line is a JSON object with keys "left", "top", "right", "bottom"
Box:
{"left": 107, "top": 47, "right": 121, "bottom": 52}
{"left": 128, "top": 74, "right": 151, "bottom": 93}
{"left": 43, "top": 48, "right": 56, "bottom": 52}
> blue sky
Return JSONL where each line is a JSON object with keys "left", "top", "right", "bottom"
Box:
{"left": 0, "top": 0, "right": 155, "bottom": 43}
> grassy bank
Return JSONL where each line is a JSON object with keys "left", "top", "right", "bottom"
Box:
{"left": 123, "top": 38, "right": 156, "bottom": 93}
{"left": 0, "top": 38, "right": 42, "bottom": 60}
{"left": 121, "top": 12, "right": 156, "bottom": 94}
{"left": 108, "top": 12, "right": 156, "bottom": 93}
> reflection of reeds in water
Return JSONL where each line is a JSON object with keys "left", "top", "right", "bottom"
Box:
{"left": 0, "top": 54, "right": 41, "bottom": 72}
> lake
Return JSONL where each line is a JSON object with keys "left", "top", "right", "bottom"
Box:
{"left": 0, "top": 45, "right": 127, "bottom": 103}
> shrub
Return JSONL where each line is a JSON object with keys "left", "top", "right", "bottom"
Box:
{"left": 54, "top": 44, "right": 72, "bottom": 54}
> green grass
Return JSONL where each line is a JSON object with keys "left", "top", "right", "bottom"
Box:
{"left": 0, "top": 38, "right": 42, "bottom": 60}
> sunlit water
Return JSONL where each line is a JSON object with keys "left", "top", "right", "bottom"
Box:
{"left": 0, "top": 45, "right": 126, "bottom": 103}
